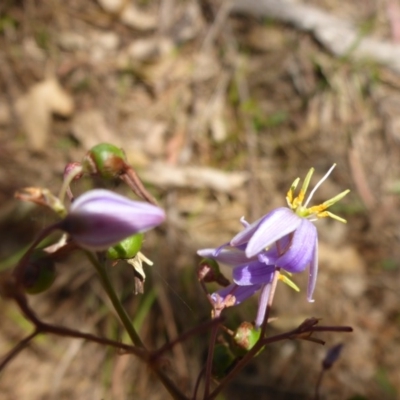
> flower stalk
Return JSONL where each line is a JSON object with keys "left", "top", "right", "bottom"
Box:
{"left": 84, "top": 251, "right": 188, "bottom": 400}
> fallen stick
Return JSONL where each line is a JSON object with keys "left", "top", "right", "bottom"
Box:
{"left": 231, "top": 0, "right": 400, "bottom": 74}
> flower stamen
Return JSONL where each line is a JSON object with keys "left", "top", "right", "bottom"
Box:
{"left": 304, "top": 164, "right": 336, "bottom": 208}
{"left": 278, "top": 272, "right": 300, "bottom": 292}
{"left": 286, "top": 177, "right": 300, "bottom": 207}
{"left": 286, "top": 164, "right": 349, "bottom": 223}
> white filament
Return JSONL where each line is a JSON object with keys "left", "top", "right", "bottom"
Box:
{"left": 304, "top": 164, "right": 336, "bottom": 208}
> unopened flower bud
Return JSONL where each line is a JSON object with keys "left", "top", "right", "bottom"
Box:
{"left": 198, "top": 258, "right": 230, "bottom": 286}
{"left": 82, "top": 143, "right": 127, "bottom": 179}
{"left": 60, "top": 189, "right": 165, "bottom": 250}
{"left": 322, "top": 343, "right": 343, "bottom": 370}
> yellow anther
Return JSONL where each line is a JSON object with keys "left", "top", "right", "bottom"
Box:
{"left": 286, "top": 177, "right": 300, "bottom": 207}
{"left": 307, "top": 204, "right": 328, "bottom": 214}
{"left": 287, "top": 165, "right": 349, "bottom": 224}
{"left": 292, "top": 190, "right": 306, "bottom": 208}
{"left": 278, "top": 273, "right": 300, "bottom": 292}
{"left": 322, "top": 211, "right": 347, "bottom": 223}
{"left": 320, "top": 189, "right": 350, "bottom": 209}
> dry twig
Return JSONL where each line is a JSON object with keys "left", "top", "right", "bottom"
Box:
{"left": 231, "top": 0, "right": 400, "bottom": 75}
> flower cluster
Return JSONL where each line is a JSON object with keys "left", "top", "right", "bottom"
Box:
{"left": 198, "top": 165, "right": 349, "bottom": 326}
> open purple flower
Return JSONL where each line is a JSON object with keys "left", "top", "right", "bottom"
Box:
{"left": 230, "top": 207, "right": 318, "bottom": 301}
{"left": 60, "top": 189, "right": 165, "bottom": 250}
{"left": 198, "top": 165, "right": 349, "bottom": 324}
{"left": 230, "top": 164, "right": 349, "bottom": 302}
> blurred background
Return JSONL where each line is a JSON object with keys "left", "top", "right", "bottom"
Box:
{"left": 1, "top": 0, "right": 400, "bottom": 399}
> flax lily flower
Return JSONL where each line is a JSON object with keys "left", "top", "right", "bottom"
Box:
{"left": 230, "top": 164, "right": 349, "bottom": 302}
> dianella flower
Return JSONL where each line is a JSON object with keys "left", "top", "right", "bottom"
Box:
{"left": 198, "top": 164, "right": 349, "bottom": 326}
{"left": 60, "top": 189, "right": 165, "bottom": 250}
{"left": 230, "top": 164, "right": 349, "bottom": 302}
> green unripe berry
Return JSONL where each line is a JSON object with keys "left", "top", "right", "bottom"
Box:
{"left": 106, "top": 233, "right": 144, "bottom": 260}
{"left": 82, "top": 143, "right": 127, "bottom": 179}
{"left": 232, "top": 322, "right": 262, "bottom": 356}
{"left": 23, "top": 250, "right": 56, "bottom": 295}
{"left": 212, "top": 344, "right": 236, "bottom": 380}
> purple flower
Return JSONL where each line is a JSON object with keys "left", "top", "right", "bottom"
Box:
{"left": 230, "top": 208, "right": 318, "bottom": 301}
{"left": 60, "top": 189, "right": 165, "bottom": 250}
{"left": 198, "top": 165, "right": 349, "bottom": 323}
{"left": 231, "top": 165, "right": 349, "bottom": 302}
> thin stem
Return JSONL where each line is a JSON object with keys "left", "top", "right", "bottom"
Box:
{"left": 84, "top": 251, "right": 188, "bottom": 400}
{"left": 151, "top": 318, "right": 223, "bottom": 361}
{"left": 192, "top": 367, "right": 205, "bottom": 400}
{"left": 84, "top": 251, "right": 144, "bottom": 348}
{"left": 207, "top": 322, "right": 352, "bottom": 400}
{"left": 202, "top": 320, "right": 219, "bottom": 399}
{"left": 314, "top": 369, "right": 324, "bottom": 400}
{"left": 11, "top": 288, "right": 146, "bottom": 356}
{"left": 58, "top": 164, "right": 83, "bottom": 204}
{"left": 0, "top": 330, "right": 39, "bottom": 372}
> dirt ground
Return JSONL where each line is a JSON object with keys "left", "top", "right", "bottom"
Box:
{"left": 1, "top": 1, "right": 400, "bottom": 399}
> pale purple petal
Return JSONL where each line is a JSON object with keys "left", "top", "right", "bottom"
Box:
{"left": 257, "top": 235, "right": 291, "bottom": 264}
{"left": 307, "top": 237, "right": 318, "bottom": 302}
{"left": 233, "top": 262, "right": 275, "bottom": 285}
{"left": 62, "top": 189, "right": 165, "bottom": 250}
{"left": 244, "top": 208, "right": 302, "bottom": 258}
{"left": 276, "top": 219, "right": 317, "bottom": 273}
{"left": 255, "top": 283, "right": 272, "bottom": 328}
{"left": 211, "top": 283, "right": 262, "bottom": 306}
{"left": 230, "top": 214, "right": 269, "bottom": 247}
{"left": 240, "top": 216, "right": 250, "bottom": 228}
{"left": 197, "top": 247, "right": 255, "bottom": 266}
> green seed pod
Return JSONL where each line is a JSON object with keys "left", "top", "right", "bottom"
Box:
{"left": 82, "top": 143, "right": 127, "bottom": 179}
{"left": 106, "top": 233, "right": 144, "bottom": 260}
{"left": 232, "top": 321, "right": 262, "bottom": 357}
{"left": 23, "top": 250, "right": 56, "bottom": 295}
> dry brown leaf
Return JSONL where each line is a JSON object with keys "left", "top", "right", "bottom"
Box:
{"left": 126, "top": 38, "right": 173, "bottom": 62}
{"left": 16, "top": 79, "right": 74, "bottom": 151}
{"left": 98, "top": 0, "right": 157, "bottom": 30}
{"left": 140, "top": 162, "right": 249, "bottom": 192}
{"left": 71, "top": 110, "right": 120, "bottom": 150}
